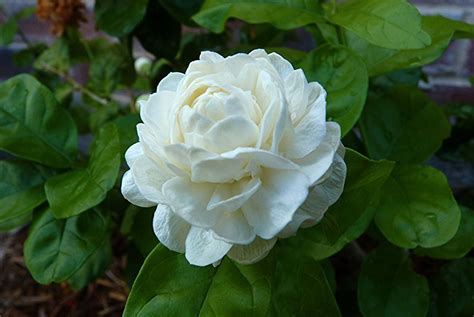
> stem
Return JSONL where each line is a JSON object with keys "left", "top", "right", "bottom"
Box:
{"left": 40, "top": 63, "right": 109, "bottom": 106}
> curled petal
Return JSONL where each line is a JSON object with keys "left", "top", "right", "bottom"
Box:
{"left": 131, "top": 155, "right": 171, "bottom": 204}
{"left": 157, "top": 72, "right": 184, "bottom": 92}
{"left": 125, "top": 143, "right": 144, "bottom": 167}
{"left": 153, "top": 204, "right": 190, "bottom": 253}
{"left": 162, "top": 177, "right": 218, "bottom": 227}
{"left": 207, "top": 178, "right": 261, "bottom": 213}
{"left": 294, "top": 122, "right": 341, "bottom": 185}
{"left": 140, "top": 91, "right": 176, "bottom": 141}
{"left": 242, "top": 169, "right": 310, "bottom": 239}
{"left": 227, "top": 237, "right": 277, "bottom": 265}
{"left": 212, "top": 210, "right": 256, "bottom": 244}
{"left": 185, "top": 226, "right": 232, "bottom": 266}
{"left": 121, "top": 170, "right": 155, "bottom": 208}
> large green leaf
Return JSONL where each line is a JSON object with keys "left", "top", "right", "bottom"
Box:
{"left": 134, "top": 1, "right": 182, "bottom": 60}
{"left": 124, "top": 244, "right": 274, "bottom": 316}
{"left": 270, "top": 247, "right": 341, "bottom": 316}
{"left": 0, "top": 74, "right": 77, "bottom": 168}
{"left": 88, "top": 43, "right": 134, "bottom": 96}
{"left": 299, "top": 45, "right": 368, "bottom": 136}
{"left": 416, "top": 206, "right": 474, "bottom": 259}
{"left": 375, "top": 165, "right": 461, "bottom": 249}
{"left": 45, "top": 124, "right": 121, "bottom": 218}
{"left": 279, "top": 149, "right": 394, "bottom": 260}
{"left": 158, "top": 0, "right": 203, "bottom": 25}
{"left": 360, "top": 86, "right": 450, "bottom": 163}
{"left": 428, "top": 258, "right": 474, "bottom": 317}
{"left": 193, "top": 0, "right": 323, "bottom": 33}
{"left": 347, "top": 16, "right": 474, "bottom": 76}
{"left": 114, "top": 113, "right": 141, "bottom": 156}
{"left": 129, "top": 207, "right": 158, "bottom": 257}
{"left": 330, "top": 0, "right": 431, "bottom": 50}
{"left": 94, "top": 0, "right": 149, "bottom": 37}
{"left": 358, "top": 244, "right": 429, "bottom": 317}
{"left": 0, "top": 161, "right": 48, "bottom": 231}
{"left": 0, "top": 18, "right": 17, "bottom": 46}
{"left": 67, "top": 237, "right": 112, "bottom": 290}
{"left": 24, "top": 208, "right": 111, "bottom": 285}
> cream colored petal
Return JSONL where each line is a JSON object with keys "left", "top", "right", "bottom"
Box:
{"left": 211, "top": 210, "right": 256, "bottom": 244}
{"left": 242, "top": 169, "right": 310, "bottom": 239}
{"left": 124, "top": 143, "right": 144, "bottom": 167}
{"left": 227, "top": 237, "right": 277, "bottom": 265}
{"left": 185, "top": 226, "right": 232, "bottom": 266}
{"left": 157, "top": 72, "right": 184, "bottom": 92}
{"left": 207, "top": 178, "right": 262, "bottom": 213}
{"left": 153, "top": 204, "right": 190, "bottom": 253}
{"left": 121, "top": 170, "right": 155, "bottom": 208}
{"left": 131, "top": 155, "right": 172, "bottom": 204}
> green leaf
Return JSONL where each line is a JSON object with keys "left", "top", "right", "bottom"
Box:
{"left": 416, "top": 206, "right": 474, "bottom": 259}
{"left": 299, "top": 45, "right": 368, "bottom": 136}
{"left": 33, "top": 37, "right": 71, "bottom": 73}
{"left": 0, "top": 161, "right": 48, "bottom": 231}
{"left": 428, "top": 258, "right": 474, "bottom": 317}
{"left": 0, "top": 18, "right": 17, "bottom": 46}
{"left": 360, "top": 86, "right": 450, "bottom": 163}
{"left": 88, "top": 43, "right": 133, "bottom": 96}
{"left": 67, "top": 237, "right": 112, "bottom": 290}
{"left": 270, "top": 247, "right": 341, "bottom": 316}
{"left": 130, "top": 207, "right": 158, "bottom": 256}
{"left": 158, "top": 0, "right": 203, "bottom": 25}
{"left": 280, "top": 149, "right": 394, "bottom": 260}
{"left": 94, "top": 0, "right": 148, "bottom": 37}
{"left": 45, "top": 124, "right": 121, "bottom": 218}
{"left": 0, "top": 74, "right": 78, "bottom": 168}
{"left": 134, "top": 1, "right": 181, "bottom": 60}
{"left": 193, "top": 0, "right": 323, "bottom": 33}
{"left": 124, "top": 244, "right": 274, "bottom": 316}
{"left": 375, "top": 165, "right": 461, "bottom": 249}
{"left": 347, "top": 16, "right": 470, "bottom": 76}
{"left": 114, "top": 114, "right": 141, "bottom": 156}
{"left": 330, "top": 0, "right": 431, "bottom": 50}
{"left": 358, "top": 244, "right": 429, "bottom": 317}
{"left": 24, "top": 208, "right": 111, "bottom": 285}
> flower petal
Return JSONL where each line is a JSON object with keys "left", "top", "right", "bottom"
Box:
{"left": 227, "top": 237, "right": 277, "bottom": 265}
{"left": 185, "top": 226, "right": 232, "bottom": 266}
{"left": 157, "top": 72, "right": 184, "bottom": 92}
{"left": 131, "top": 155, "right": 172, "bottom": 204}
{"left": 207, "top": 177, "right": 261, "bottom": 213}
{"left": 121, "top": 170, "right": 155, "bottom": 208}
{"left": 162, "top": 177, "right": 218, "bottom": 227}
{"left": 153, "top": 204, "right": 190, "bottom": 253}
{"left": 222, "top": 147, "right": 299, "bottom": 170}
{"left": 125, "top": 143, "right": 143, "bottom": 167}
{"left": 212, "top": 210, "right": 256, "bottom": 244}
{"left": 294, "top": 122, "right": 341, "bottom": 185}
{"left": 140, "top": 91, "right": 176, "bottom": 141}
{"left": 242, "top": 169, "right": 310, "bottom": 239}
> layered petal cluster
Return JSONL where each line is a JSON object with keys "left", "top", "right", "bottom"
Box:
{"left": 122, "top": 49, "right": 346, "bottom": 266}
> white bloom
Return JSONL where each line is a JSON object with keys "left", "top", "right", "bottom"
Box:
{"left": 134, "top": 56, "right": 152, "bottom": 76}
{"left": 122, "top": 49, "right": 346, "bottom": 266}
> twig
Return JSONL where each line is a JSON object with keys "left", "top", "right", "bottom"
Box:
{"left": 39, "top": 63, "right": 110, "bottom": 106}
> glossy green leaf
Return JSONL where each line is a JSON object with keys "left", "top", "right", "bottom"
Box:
{"left": 130, "top": 207, "right": 158, "bottom": 257}
{"left": 88, "top": 43, "right": 134, "bottom": 96}
{"left": 134, "top": 1, "right": 181, "bottom": 60}
{"left": 24, "top": 208, "right": 111, "bottom": 285}
{"left": 358, "top": 244, "right": 429, "bottom": 317}
{"left": 375, "top": 165, "right": 461, "bottom": 249}
{"left": 124, "top": 244, "right": 274, "bottom": 316}
{"left": 347, "top": 16, "right": 472, "bottom": 76}
{"left": 360, "top": 86, "right": 450, "bottom": 163}
{"left": 0, "top": 161, "right": 48, "bottom": 231}
{"left": 270, "top": 247, "right": 341, "bottom": 316}
{"left": 114, "top": 114, "right": 141, "bottom": 156}
{"left": 299, "top": 45, "right": 368, "bottom": 136}
{"left": 33, "top": 37, "right": 71, "bottom": 73}
{"left": 0, "top": 18, "right": 17, "bottom": 46}
{"left": 94, "top": 0, "right": 148, "bottom": 37}
{"left": 280, "top": 149, "right": 394, "bottom": 260}
{"left": 416, "top": 206, "right": 474, "bottom": 259}
{"left": 158, "top": 0, "right": 203, "bottom": 25}
{"left": 330, "top": 0, "right": 431, "bottom": 50}
{"left": 193, "top": 0, "right": 323, "bottom": 33}
{"left": 67, "top": 237, "right": 112, "bottom": 290}
{"left": 45, "top": 124, "right": 121, "bottom": 218}
{"left": 0, "top": 74, "right": 77, "bottom": 168}
{"left": 428, "top": 258, "right": 474, "bottom": 317}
